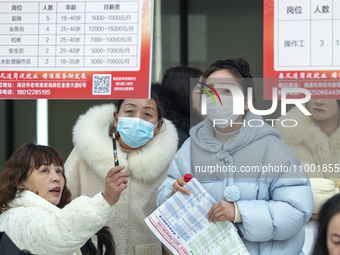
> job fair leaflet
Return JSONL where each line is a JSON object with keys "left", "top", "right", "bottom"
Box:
{"left": 145, "top": 178, "right": 249, "bottom": 255}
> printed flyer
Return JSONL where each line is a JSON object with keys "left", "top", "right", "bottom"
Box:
{"left": 145, "top": 178, "right": 249, "bottom": 255}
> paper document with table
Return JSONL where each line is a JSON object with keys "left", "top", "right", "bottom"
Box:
{"left": 145, "top": 178, "right": 249, "bottom": 255}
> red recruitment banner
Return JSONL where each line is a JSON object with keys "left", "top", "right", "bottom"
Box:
{"left": 0, "top": 0, "right": 153, "bottom": 99}
{"left": 263, "top": 0, "right": 340, "bottom": 99}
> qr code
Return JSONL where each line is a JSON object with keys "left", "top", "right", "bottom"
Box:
{"left": 92, "top": 74, "right": 111, "bottom": 95}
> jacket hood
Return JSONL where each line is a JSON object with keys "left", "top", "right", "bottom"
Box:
{"left": 190, "top": 111, "right": 281, "bottom": 202}
{"left": 72, "top": 104, "right": 178, "bottom": 182}
{"left": 276, "top": 107, "right": 340, "bottom": 164}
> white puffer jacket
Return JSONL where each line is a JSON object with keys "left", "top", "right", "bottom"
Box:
{"left": 276, "top": 107, "right": 340, "bottom": 213}
{"left": 0, "top": 191, "right": 114, "bottom": 255}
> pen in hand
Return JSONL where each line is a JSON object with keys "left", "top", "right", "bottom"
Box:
{"left": 112, "top": 133, "right": 119, "bottom": 166}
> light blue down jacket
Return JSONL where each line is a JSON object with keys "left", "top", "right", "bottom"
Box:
{"left": 157, "top": 112, "right": 314, "bottom": 255}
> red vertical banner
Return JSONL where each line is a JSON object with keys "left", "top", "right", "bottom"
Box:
{"left": 0, "top": 0, "right": 153, "bottom": 99}
{"left": 263, "top": 0, "right": 340, "bottom": 99}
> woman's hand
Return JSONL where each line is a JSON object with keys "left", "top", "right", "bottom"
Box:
{"left": 207, "top": 200, "right": 235, "bottom": 223}
{"left": 172, "top": 177, "right": 190, "bottom": 195}
{"left": 102, "top": 166, "right": 130, "bottom": 206}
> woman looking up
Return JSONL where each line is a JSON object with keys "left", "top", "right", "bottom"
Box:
{"left": 0, "top": 143, "right": 127, "bottom": 254}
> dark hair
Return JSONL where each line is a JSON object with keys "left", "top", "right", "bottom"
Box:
{"left": 81, "top": 226, "right": 115, "bottom": 255}
{"left": 313, "top": 194, "right": 340, "bottom": 255}
{"left": 161, "top": 66, "right": 202, "bottom": 99}
{"left": 115, "top": 86, "right": 165, "bottom": 121}
{"left": 202, "top": 58, "right": 255, "bottom": 101}
{"left": 0, "top": 143, "right": 71, "bottom": 213}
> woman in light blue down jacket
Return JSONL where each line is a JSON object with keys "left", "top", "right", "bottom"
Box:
{"left": 157, "top": 58, "right": 314, "bottom": 255}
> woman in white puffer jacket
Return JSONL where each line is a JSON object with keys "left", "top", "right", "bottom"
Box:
{"left": 276, "top": 99, "right": 340, "bottom": 255}
{"left": 0, "top": 143, "right": 129, "bottom": 255}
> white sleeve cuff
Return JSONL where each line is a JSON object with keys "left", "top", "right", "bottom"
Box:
{"left": 233, "top": 202, "right": 243, "bottom": 223}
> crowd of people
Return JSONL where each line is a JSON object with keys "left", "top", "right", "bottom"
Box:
{"left": 0, "top": 59, "right": 339, "bottom": 255}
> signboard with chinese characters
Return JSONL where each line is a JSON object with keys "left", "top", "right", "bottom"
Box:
{"left": 0, "top": 0, "right": 153, "bottom": 99}
{"left": 264, "top": 0, "right": 340, "bottom": 99}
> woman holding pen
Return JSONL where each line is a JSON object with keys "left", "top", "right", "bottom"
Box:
{"left": 157, "top": 58, "right": 314, "bottom": 255}
{"left": 65, "top": 86, "right": 178, "bottom": 255}
{"left": 0, "top": 143, "right": 127, "bottom": 254}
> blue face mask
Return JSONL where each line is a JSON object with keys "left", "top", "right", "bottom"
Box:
{"left": 117, "top": 117, "right": 157, "bottom": 148}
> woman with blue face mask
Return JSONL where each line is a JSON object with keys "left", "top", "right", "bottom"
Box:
{"left": 113, "top": 97, "right": 164, "bottom": 150}
{"left": 157, "top": 58, "right": 314, "bottom": 255}
{"left": 64, "top": 87, "right": 178, "bottom": 255}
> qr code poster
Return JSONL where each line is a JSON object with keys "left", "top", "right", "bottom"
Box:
{"left": 92, "top": 74, "right": 112, "bottom": 95}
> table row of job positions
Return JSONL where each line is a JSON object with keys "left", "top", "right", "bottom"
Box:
{"left": 275, "top": 0, "right": 340, "bottom": 70}
{"left": 0, "top": 1, "right": 141, "bottom": 70}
